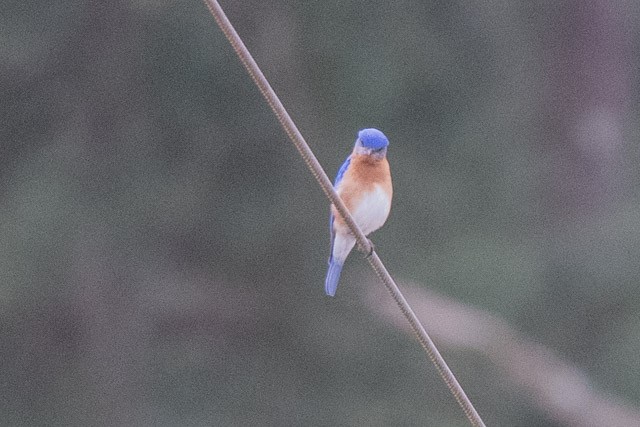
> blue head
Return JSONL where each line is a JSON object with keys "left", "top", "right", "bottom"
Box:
{"left": 354, "top": 128, "right": 389, "bottom": 158}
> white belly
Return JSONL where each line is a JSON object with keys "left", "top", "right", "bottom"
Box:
{"left": 351, "top": 185, "right": 391, "bottom": 235}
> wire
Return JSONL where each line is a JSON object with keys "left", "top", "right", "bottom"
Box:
{"left": 201, "top": 1, "right": 486, "bottom": 426}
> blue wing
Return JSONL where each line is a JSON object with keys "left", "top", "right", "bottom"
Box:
{"left": 328, "top": 155, "right": 351, "bottom": 252}
{"left": 326, "top": 155, "right": 351, "bottom": 296}
{"left": 334, "top": 156, "right": 351, "bottom": 187}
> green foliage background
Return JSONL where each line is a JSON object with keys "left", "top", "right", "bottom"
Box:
{"left": 2, "top": 1, "right": 640, "bottom": 425}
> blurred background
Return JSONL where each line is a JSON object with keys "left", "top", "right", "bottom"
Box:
{"left": 2, "top": 0, "right": 640, "bottom": 425}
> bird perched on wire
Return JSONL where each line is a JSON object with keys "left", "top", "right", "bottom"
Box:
{"left": 325, "top": 128, "right": 393, "bottom": 297}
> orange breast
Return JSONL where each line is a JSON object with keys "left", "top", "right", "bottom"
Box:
{"left": 332, "top": 154, "right": 392, "bottom": 230}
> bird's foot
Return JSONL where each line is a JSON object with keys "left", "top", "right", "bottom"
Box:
{"left": 364, "top": 239, "right": 375, "bottom": 258}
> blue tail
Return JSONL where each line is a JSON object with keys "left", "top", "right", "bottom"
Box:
{"left": 325, "top": 260, "right": 343, "bottom": 297}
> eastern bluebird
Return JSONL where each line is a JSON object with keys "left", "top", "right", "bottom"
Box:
{"left": 325, "top": 128, "right": 393, "bottom": 296}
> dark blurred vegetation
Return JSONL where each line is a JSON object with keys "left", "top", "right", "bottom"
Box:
{"left": 2, "top": 0, "right": 640, "bottom": 425}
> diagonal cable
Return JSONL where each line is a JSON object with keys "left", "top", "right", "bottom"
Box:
{"left": 201, "top": 1, "right": 486, "bottom": 426}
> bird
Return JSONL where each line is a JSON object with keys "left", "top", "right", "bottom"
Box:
{"left": 325, "top": 128, "right": 393, "bottom": 297}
